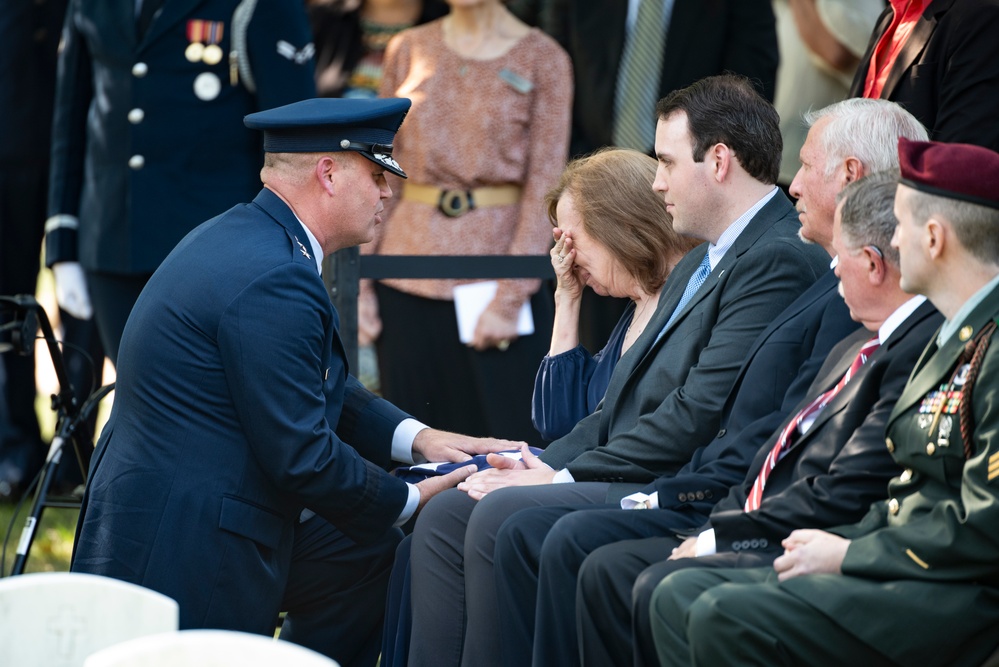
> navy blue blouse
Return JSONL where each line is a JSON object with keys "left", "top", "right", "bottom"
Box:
{"left": 531, "top": 302, "right": 635, "bottom": 441}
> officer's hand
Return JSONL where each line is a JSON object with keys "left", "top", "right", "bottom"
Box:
{"left": 52, "top": 262, "right": 93, "bottom": 320}
{"left": 773, "top": 529, "right": 849, "bottom": 581}
{"left": 415, "top": 464, "right": 477, "bottom": 512}
{"left": 413, "top": 429, "right": 524, "bottom": 463}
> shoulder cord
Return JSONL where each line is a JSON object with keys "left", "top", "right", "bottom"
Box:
{"left": 959, "top": 320, "right": 998, "bottom": 459}
{"left": 231, "top": 0, "right": 259, "bottom": 93}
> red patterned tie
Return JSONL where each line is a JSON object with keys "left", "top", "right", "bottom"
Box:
{"left": 743, "top": 336, "right": 881, "bottom": 512}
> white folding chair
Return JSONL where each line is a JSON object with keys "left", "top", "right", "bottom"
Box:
{"left": 0, "top": 571, "right": 179, "bottom": 667}
{"left": 83, "top": 629, "right": 340, "bottom": 666}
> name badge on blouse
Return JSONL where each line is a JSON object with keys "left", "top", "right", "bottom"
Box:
{"left": 498, "top": 68, "right": 532, "bottom": 94}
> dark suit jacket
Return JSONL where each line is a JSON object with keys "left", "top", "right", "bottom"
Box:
{"left": 849, "top": 0, "right": 999, "bottom": 152}
{"left": 644, "top": 270, "right": 861, "bottom": 516}
{"left": 542, "top": 0, "right": 779, "bottom": 156}
{"left": 46, "top": 0, "right": 316, "bottom": 273}
{"left": 539, "top": 191, "right": 829, "bottom": 484}
{"left": 72, "top": 189, "right": 411, "bottom": 632}
{"left": 782, "top": 287, "right": 999, "bottom": 666}
{"left": 699, "top": 300, "right": 942, "bottom": 554}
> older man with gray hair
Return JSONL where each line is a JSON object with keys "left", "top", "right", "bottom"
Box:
{"left": 650, "top": 137, "right": 999, "bottom": 667}
{"left": 489, "top": 98, "right": 932, "bottom": 667}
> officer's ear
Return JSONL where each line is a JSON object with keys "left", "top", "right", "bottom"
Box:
{"left": 316, "top": 155, "right": 340, "bottom": 196}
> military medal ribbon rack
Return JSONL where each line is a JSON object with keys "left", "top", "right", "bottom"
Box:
{"left": 186, "top": 20, "right": 225, "bottom": 65}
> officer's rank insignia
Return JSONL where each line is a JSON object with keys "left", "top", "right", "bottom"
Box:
{"left": 294, "top": 236, "right": 311, "bottom": 260}
{"left": 186, "top": 20, "right": 225, "bottom": 65}
{"left": 277, "top": 40, "right": 316, "bottom": 65}
{"left": 989, "top": 451, "right": 999, "bottom": 482}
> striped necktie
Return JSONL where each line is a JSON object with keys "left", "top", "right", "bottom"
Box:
{"left": 612, "top": 0, "right": 669, "bottom": 152}
{"left": 744, "top": 336, "right": 881, "bottom": 511}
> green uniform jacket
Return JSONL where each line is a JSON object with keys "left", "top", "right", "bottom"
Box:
{"left": 781, "top": 285, "right": 999, "bottom": 666}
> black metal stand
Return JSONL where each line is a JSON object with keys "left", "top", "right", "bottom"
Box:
{"left": 1, "top": 294, "right": 112, "bottom": 575}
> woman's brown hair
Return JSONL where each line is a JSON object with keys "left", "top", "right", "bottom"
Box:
{"left": 544, "top": 148, "right": 699, "bottom": 294}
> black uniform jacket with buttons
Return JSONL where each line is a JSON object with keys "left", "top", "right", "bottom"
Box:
{"left": 46, "top": 0, "right": 316, "bottom": 273}
{"left": 700, "top": 300, "right": 942, "bottom": 554}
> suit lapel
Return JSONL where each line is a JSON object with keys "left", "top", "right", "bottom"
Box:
{"left": 140, "top": 0, "right": 205, "bottom": 47}
{"left": 890, "top": 290, "right": 999, "bottom": 422}
{"left": 881, "top": 0, "right": 956, "bottom": 98}
{"left": 800, "top": 302, "right": 936, "bottom": 439}
{"left": 642, "top": 192, "right": 791, "bottom": 360}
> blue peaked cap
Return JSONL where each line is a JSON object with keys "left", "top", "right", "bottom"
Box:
{"left": 244, "top": 97, "right": 411, "bottom": 178}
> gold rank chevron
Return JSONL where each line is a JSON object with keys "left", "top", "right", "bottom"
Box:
{"left": 988, "top": 451, "right": 999, "bottom": 481}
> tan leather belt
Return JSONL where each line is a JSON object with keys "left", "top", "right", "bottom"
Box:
{"left": 402, "top": 182, "right": 522, "bottom": 217}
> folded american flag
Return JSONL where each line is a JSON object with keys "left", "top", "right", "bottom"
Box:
{"left": 393, "top": 447, "right": 545, "bottom": 483}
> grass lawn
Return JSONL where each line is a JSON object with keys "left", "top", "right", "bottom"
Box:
{"left": 0, "top": 502, "right": 78, "bottom": 576}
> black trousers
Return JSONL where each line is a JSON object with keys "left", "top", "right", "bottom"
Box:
{"left": 279, "top": 514, "right": 402, "bottom": 667}
{"left": 408, "top": 484, "right": 610, "bottom": 667}
{"left": 495, "top": 506, "right": 711, "bottom": 667}
{"left": 374, "top": 283, "right": 552, "bottom": 447}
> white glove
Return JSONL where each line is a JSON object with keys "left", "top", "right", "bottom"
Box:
{"left": 52, "top": 262, "right": 93, "bottom": 320}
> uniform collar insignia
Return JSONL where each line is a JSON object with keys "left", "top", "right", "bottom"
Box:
{"left": 294, "top": 236, "right": 311, "bottom": 260}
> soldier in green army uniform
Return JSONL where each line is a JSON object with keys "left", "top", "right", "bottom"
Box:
{"left": 648, "top": 137, "right": 999, "bottom": 667}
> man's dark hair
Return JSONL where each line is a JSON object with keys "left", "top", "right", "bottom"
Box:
{"left": 656, "top": 74, "right": 782, "bottom": 184}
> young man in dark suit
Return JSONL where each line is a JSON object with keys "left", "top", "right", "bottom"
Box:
{"left": 71, "top": 98, "right": 515, "bottom": 667}
{"left": 404, "top": 74, "right": 829, "bottom": 667}
{"left": 652, "top": 139, "right": 999, "bottom": 667}
{"left": 492, "top": 98, "right": 931, "bottom": 667}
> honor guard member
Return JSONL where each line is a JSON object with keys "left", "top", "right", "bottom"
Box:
{"left": 649, "top": 138, "right": 999, "bottom": 667}
{"left": 71, "top": 97, "right": 517, "bottom": 667}
{"left": 44, "top": 0, "right": 318, "bottom": 365}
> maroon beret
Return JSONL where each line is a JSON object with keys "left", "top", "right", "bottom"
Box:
{"left": 898, "top": 137, "right": 999, "bottom": 210}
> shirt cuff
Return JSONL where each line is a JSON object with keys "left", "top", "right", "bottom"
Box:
{"left": 552, "top": 467, "right": 575, "bottom": 484}
{"left": 393, "top": 418, "right": 428, "bottom": 464}
{"left": 621, "top": 491, "right": 658, "bottom": 509}
{"left": 694, "top": 528, "right": 716, "bottom": 557}
{"left": 393, "top": 483, "right": 421, "bottom": 526}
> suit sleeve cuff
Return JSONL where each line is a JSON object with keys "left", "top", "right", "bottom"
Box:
{"left": 392, "top": 418, "right": 428, "bottom": 464}
{"left": 393, "top": 483, "right": 421, "bottom": 526}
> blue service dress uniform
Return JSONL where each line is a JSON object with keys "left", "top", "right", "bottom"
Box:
{"left": 45, "top": 0, "right": 316, "bottom": 359}
{"left": 72, "top": 188, "right": 412, "bottom": 665}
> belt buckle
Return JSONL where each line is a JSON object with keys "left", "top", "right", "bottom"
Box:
{"left": 439, "top": 189, "right": 472, "bottom": 217}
